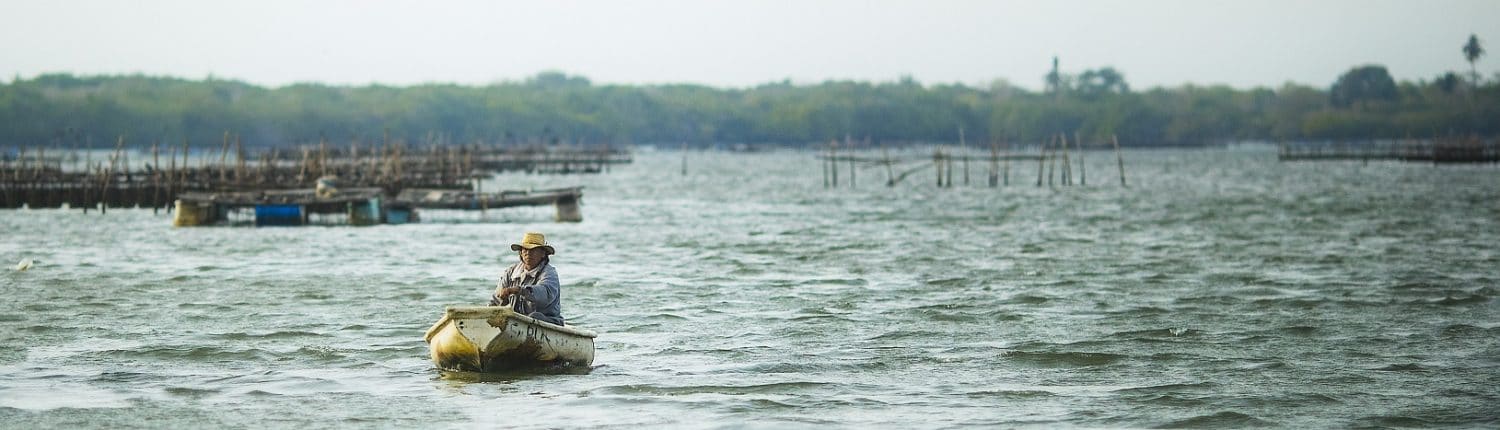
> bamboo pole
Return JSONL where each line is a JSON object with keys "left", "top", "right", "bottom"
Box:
{"left": 883, "top": 144, "right": 894, "bottom": 187}
{"left": 152, "top": 143, "right": 160, "bottom": 214}
{"left": 1002, "top": 138, "right": 1011, "bottom": 186}
{"left": 986, "top": 140, "right": 995, "bottom": 187}
{"left": 218, "top": 131, "right": 230, "bottom": 182}
{"left": 84, "top": 138, "right": 94, "bottom": 213}
{"left": 236, "top": 134, "right": 245, "bottom": 187}
{"left": 1060, "top": 132, "right": 1072, "bottom": 186}
{"left": 180, "top": 137, "right": 189, "bottom": 193}
{"left": 299, "top": 147, "right": 310, "bottom": 183}
{"left": 1036, "top": 137, "right": 1046, "bottom": 187}
{"left": 960, "top": 127, "right": 969, "bottom": 186}
{"left": 1112, "top": 134, "right": 1127, "bottom": 187}
{"left": 165, "top": 143, "right": 175, "bottom": 214}
{"left": 1077, "top": 132, "right": 1086, "bottom": 186}
{"left": 324, "top": 137, "right": 333, "bottom": 178}
{"left": 101, "top": 136, "right": 124, "bottom": 214}
{"left": 822, "top": 143, "right": 829, "bottom": 188}
{"left": 830, "top": 140, "right": 838, "bottom": 187}
{"left": 1047, "top": 135, "right": 1057, "bottom": 187}
{"left": 934, "top": 147, "right": 943, "bottom": 187}
{"left": 847, "top": 135, "right": 855, "bottom": 189}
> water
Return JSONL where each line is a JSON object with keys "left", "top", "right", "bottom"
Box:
{"left": 1, "top": 146, "right": 1497, "bottom": 428}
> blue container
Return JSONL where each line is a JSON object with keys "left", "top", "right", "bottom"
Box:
{"left": 255, "top": 204, "right": 304, "bottom": 226}
{"left": 386, "top": 207, "right": 413, "bottom": 225}
{"left": 349, "top": 198, "right": 381, "bottom": 226}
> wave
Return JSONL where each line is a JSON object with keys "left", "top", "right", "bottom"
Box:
{"left": 1371, "top": 363, "right": 1428, "bottom": 372}
{"left": 1109, "top": 328, "right": 1199, "bottom": 339}
{"left": 1154, "top": 411, "right": 1274, "bottom": 428}
{"left": 1001, "top": 350, "right": 1127, "bottom": 368}
{"left": 961, "top": 389, "right": 1059, "bottom": 399}
{"left": 588, "top": 381, "right": 833, "bottom": 396}
{"left": 210, "top": 330, "right": 329, "bottom": 340}
{"left": 89, "top": 345, "right": 276, "bottom": 362}
{"left": 1113, "top": 382, "right": 1221, "bottom": 394}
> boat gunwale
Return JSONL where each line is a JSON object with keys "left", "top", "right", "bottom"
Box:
{"left": 440, "top": 305, "right": 598, "bottom": 338}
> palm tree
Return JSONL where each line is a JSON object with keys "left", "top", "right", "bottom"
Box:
{"left": 1463, "top": 34, "right": 1485, "bottom": 86}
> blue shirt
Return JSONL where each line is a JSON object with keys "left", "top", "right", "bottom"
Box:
{"left": 491, "top": 260, "right": 564, "bottom": 325}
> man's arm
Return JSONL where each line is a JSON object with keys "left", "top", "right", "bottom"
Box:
{"left": 517, "top": 265, "right": 560, "bottom": 307}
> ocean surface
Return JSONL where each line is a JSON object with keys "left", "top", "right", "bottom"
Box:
{"left": 1, "top": 146, "right": 1497, "bottom": 429}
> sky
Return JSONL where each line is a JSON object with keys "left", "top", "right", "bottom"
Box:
{"left": 1, "top": 0, "right": 1497, "bottom": 91}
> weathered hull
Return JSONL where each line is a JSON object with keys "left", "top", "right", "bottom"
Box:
{"left": 423, "top": 306, "right": 596, "bottom": 372}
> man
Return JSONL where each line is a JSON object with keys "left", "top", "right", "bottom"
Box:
{"left": 490, "top": 232, "right": 565, "bottom": 325}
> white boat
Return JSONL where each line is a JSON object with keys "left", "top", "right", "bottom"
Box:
{"left": 423, "top": 305, "right": 597, "bottom": 372}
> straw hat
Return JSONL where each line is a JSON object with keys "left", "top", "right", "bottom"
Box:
{"left": 510, "top": 232, "right": 556, "bottom": 255}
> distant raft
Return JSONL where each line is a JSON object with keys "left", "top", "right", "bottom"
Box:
{"left": 423, "top": 305, "right": 597, "bottom": 372}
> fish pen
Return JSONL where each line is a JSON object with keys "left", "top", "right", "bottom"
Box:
{"left": 818, "top": 133, "right": 1129, "bottom": 188}
{"left": 0, "top": 137, "right": 625, "bottom": 214}
{"left": 1277, "top": 137, "right": 1500, "bottom": 164}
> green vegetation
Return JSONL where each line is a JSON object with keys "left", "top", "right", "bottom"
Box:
{"left": 1, "top": 66, "right": 1495, "bottom": 148}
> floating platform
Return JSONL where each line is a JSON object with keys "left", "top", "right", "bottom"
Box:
{"left": 172, "top": 186, "right": 583, "bottom": 227}
{"left": 394, "top": 186, "right": 583, "bottom": 222}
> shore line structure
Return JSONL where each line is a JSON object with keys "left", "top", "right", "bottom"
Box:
{"left": 0, "top": 135, "right": 628, "bottom": 225}
{"left": 1277, "top": 137, "right": 1499, "bottom": 164}
{"left": 818, "top": 132, "right": 1129, "bottom": 188}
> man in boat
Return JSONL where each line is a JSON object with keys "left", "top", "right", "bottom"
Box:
{"left": 490, "top": 232, "right": 565, "bottom": 325}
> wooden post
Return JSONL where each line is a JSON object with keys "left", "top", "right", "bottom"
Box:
{"left": 988, "top": 140, "right": 998, "bottom": 187}
{"left": 299, "top": 147, "right": 310, "bottom": 183}
{"left": 102, "top": 136, "right": 124, "bottom": 214}
{"left": 847, "top": 135, "right": 855, "bottom": 189}
{"left": 180, "top": 138, "right": 189, "bottom": 193}
{"left": 352, "top": 140, "right": 361, "bottom": 180}
{"left": 235, "top": 134, "right": 245, "bottom": 187}
{"left": 319, "top": 137, "right": 328, "bottom": 179}
{"left": 822, "top": 143, "right": 829, "bottom": 188}
{"left": 1046, "top": 135, "right": 1057, "bottom": 187}
{"left": 1060, "top": 132, "right": 1072, "bottom": 186}
{"left": 960, "top": 127, "right": 969, "bottom": 186}
{"left": 165, "top": 143, "right": 175, "bottom": 214}
{"left": 934, "top": 147, "right": 943, "bottom": 187}
{"left": 1077, "top": 132, "right": 1086, "bottom": 186}
{"left": 218, "top": 131, "right": 230, "bottom": 182}
{"left": 944, "top": 147, "right": 953, "bottom": 187}
{"left": 152, "top": 143, "right": 160, "bottom": 214}
{"left": 1036, "top": 138, "right": 1046, "bottom": 187}
{"left": 81, "top": 158, "right": 90, "bottom": 213}
{"left": 1112, "top": 134, "right": 1127, "bottom": 187}
{"left": 1002, "top": 138, "right": 1011, "bottom": 186}
{"left": 883, "top": 144, "right": 894, "bottom": 187}
{"left": 830, "top": 140, "right": 838, "bottom": 187}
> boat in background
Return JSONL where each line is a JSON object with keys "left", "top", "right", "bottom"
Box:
{"left": 423, "top": 305, "right": 597, "bottom": 372}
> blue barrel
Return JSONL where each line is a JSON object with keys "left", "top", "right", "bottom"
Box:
{"left": 349, "top": 198, "right": 381, "bottom": 226}
{"left": 255, "top": 204, "right": 304, "bottom": 226}
{"left": 386, "top": 207, "right": 413, "bottom": 225}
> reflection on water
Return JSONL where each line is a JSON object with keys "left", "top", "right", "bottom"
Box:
{"left": 1, "top": 146, "right": 1497, "bottom": 428}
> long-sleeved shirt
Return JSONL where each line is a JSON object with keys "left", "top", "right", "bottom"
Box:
{"left": 490, "top": 260, "right": 564, "bottom": 325}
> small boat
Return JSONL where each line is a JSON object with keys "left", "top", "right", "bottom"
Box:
{"left": 423, "top": 305, "right": 597, "bottom": 372}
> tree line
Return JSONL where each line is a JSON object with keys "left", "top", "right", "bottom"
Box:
{"left": 0, "top": 66, "right": 1494, "bottom": 149}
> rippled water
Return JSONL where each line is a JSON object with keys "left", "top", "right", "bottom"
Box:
{"left": 1, "top": 146, "right": 1497, "bottom": 428}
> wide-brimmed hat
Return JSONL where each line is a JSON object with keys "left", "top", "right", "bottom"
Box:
{"left": 510, "top": 232, "right": 556, "bottom": 255}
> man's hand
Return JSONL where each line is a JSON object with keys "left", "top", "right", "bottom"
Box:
{"left": 499, "top": 286, "right": 522, "bottom": 299}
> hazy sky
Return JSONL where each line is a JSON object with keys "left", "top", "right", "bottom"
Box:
{"left": 2, "top": 0, "right": 1496, "bottom": 90}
